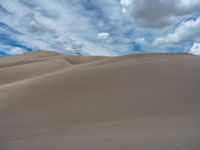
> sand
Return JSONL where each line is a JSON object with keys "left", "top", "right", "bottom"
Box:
{"left": 0, "top": 51, "right": 200, "bottom": 150}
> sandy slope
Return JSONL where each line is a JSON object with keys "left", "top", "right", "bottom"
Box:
{"left": 0, "top": 52, "right": 200, "bottom": 150}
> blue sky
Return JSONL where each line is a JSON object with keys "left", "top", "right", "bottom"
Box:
{"left": 0, "top": 0, "right": 200, "bottom": 56}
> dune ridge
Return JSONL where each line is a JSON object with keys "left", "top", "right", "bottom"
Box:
{"left": 0, "top": 51, "right": 200, "bottom": 150}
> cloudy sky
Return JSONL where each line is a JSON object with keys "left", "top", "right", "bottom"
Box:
{"left": 0, "top": 0, "right": 200, "bottom": 56}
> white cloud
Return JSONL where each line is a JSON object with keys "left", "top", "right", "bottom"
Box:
{"left": 135, "top": 37, "right": 147, "bottom": 45}
{"left": 97, "top": 32, "right": 110, "bottom": 43}
{"left": 189, "top": 42, "right": 200, "bottom": 55}
{"left": 10, "top": 47, "right": 26, "bottom": 55}
{"left": 153, "top": 18, "right": 200, "bottom": 47}
{"left": 64, "top": 38, "right": 84, "bottom": 55}
{"left": 120, "top": 0, "right": 200, "bottom": 28}
{"left": 98, "top": 32, "right": 110, "bottom": 40}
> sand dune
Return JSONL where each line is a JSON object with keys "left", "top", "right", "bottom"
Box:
{"left": 0, "top": 52, "right": 200, "bottom": 150}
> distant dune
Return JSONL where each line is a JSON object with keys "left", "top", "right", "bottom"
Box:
{"left": 0, "top": 51, "right": 200, "bottom": 150}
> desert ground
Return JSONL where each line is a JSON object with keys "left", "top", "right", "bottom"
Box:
{"left": 0, "top": 51, "right": 200, "bottom": 150}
